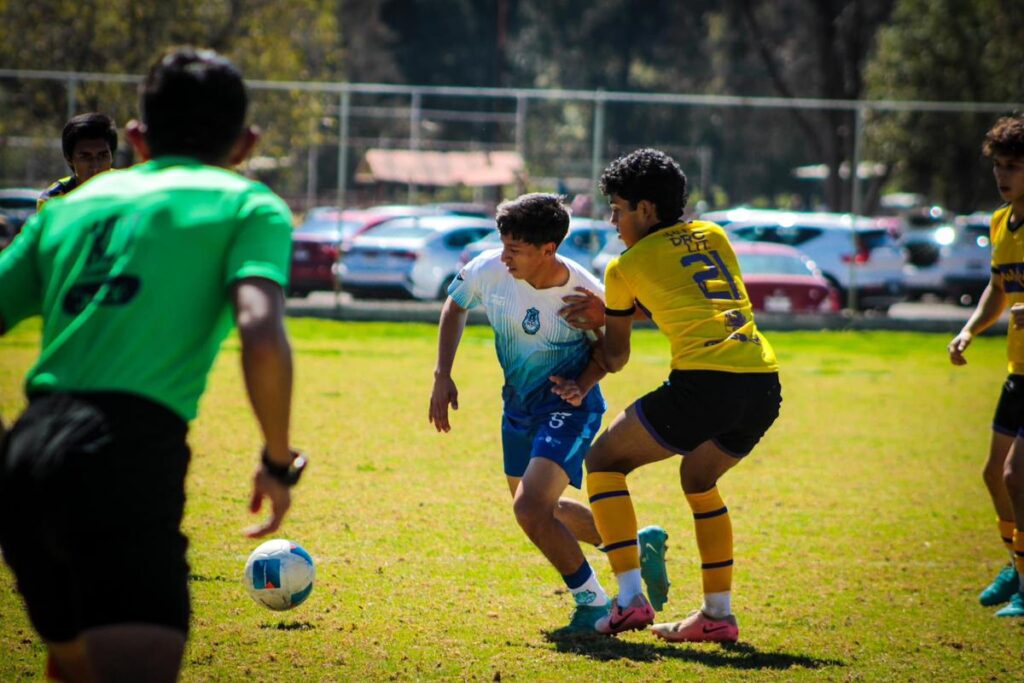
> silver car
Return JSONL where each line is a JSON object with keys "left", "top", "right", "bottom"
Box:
{"left": 943, "top": 213, "right": 991, "bottom": 306}
{"left": 720, "top": 211, "right": 906, "bottom": 311}
{"left": 457, "top": 218, "right": 616, "bottom": 272}
{"left": 337, "top": 215, "right": 495, "bottom": 300}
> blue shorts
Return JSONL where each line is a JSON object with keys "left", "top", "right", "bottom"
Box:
{"left": 501, "top": 408, "right": 603, "bottom": 489}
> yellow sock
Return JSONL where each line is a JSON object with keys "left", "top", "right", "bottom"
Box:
{"left": 587, "top": 471, "right": 639, "bottom": 575}
{"left": 686, "top": 487, "right": 733, "bottom": 594}
{"left": 1014, "top": 530, "right": 1024, "bottom": 578}
{"left": 1000, "top": 519, "right": 1015, "bottom": 553}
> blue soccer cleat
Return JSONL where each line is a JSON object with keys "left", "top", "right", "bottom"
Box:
{"left": 995, "top": 591, "right": 1024, "bottom": 617}
{"left": 979, "top": 564, "right": 1019, "bottom": 607}
{"left": 638, "top": 525, "right": 670, "bottom": 611}
{"left": 552, "top": 602, "right": 612, "bottom": 636}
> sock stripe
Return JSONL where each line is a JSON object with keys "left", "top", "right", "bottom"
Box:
{"left": 1016, "top": 550, "right": 1024, "bottom": 558}
{"left": 603, "top": 539, "right": 638, "bottom": 553}
{"left": 702, "top": 559, "right": 734, "bottom": 569}
{"left": 589, "top": 490, "right": 630, "bottom": 503}
{"left": 1005, "top": 537, "right": 1015, "bottom": 545}
{"left": 693, "top": 506, "right": 728, "bottom": 520}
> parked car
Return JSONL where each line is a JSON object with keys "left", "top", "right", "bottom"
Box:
{"left": 733, "top": 241, "right": 840, "bottom": 314}
{"left": 899, "top": 223, "right": 957, "bottom": 300}
{"left": 943, "top": 212, "right": 992, "bottom": 306}
{"left": 590, "top": 232, "right": 626, "bottom": 280}
{"left": 289, "top": 205, "right": 446, "bottom": 297}
{"left": 0, "top": 188, "right": 39, "bottom": 252}
{"left": 457, "top": 218, "right": 615, "bottom": 271}
{"left": 337, "top": 215, "right": 495, "bottom": 300}
{"left": 719, "top": 210, "right": 906, "bottom": 311}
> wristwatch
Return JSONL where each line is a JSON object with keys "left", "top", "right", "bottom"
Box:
{"left": 261, "top": 448, "right": 307, "bottom": 487}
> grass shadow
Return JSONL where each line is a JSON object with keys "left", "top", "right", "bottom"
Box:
{"left": 541, "top": 631, "right": 844, "bottom": 671}
{"left": 260, "top": 621, "right": 316, "bottom": 631}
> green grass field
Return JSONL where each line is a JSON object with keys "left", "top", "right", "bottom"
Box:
{"left": 1, "top": 319, "right": 1020, "bottom": 681}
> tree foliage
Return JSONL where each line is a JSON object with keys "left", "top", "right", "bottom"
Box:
{"left": 864, "top": 0, "right": 1024, "bottom": 211}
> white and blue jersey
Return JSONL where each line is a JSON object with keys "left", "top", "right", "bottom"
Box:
{"left": 449, "top": 249, "right": 607, "bottom": 488}
{"left": 448, "top": 249, "right": 606, "bottom": 418}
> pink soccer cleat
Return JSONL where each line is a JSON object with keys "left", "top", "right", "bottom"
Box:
{"left": 651, "top": 610, "right": 739, "bottom": 643}
{"left": 595, "top": 594, "right": 656, "bottom": 635}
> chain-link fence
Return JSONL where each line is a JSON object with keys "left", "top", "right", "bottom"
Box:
{"left": 0, "top": 68, "right": 1019, "bottom": 217}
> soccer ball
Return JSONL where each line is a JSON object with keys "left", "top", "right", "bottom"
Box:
{"left": 243, "top": 539, "right": 315, "bottom": 611}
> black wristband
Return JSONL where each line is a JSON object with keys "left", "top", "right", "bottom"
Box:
{"left": 261, "top": 448, "right": 307, "bottom": 487}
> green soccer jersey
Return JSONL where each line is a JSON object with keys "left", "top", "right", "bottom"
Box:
{"left": 0, "top": 156, "right": 293, "bottom": 421}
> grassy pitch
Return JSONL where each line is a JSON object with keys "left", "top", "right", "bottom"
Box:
{"left": 0, "top": 319, "right": 1020, "bottom": 681}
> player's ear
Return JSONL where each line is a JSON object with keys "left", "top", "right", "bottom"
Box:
{"left": 125, "top": 120, "right": 151, "bottom": 161}
{"left": 637, "top": 199, "right": 658, "bottom": 224}
{"left": 226, "top": 125, "right": 260, "bottom": 168}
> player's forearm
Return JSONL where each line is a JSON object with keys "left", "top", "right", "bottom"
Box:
{"left": 574, "top": 357, "right": 607, "bottom": 395}
{"left": 240, "top": 320, "right": 293, "bottom": 464}
{"left": 962, "top": 283, "right": 1005, "bottom": 336}
{"left": 435, "top": 299, "right": 468, "bottom": 377}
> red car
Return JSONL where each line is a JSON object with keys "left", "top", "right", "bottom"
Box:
{"left": 733, "top": 241, "right": 840, "bottom": 314}
{"left": 290, "top": 205, "right": 443, "bottom": 297}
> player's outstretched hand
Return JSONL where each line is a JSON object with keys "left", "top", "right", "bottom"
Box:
{"left": 948, "top": 331, "right": 972, "bottom": 366}
{"left": 245, "top": 467, "right": 292, "bottom": 538}
{"left": 430, "top": 374, "right": 459, "bottom": 432}
{"left": 550, "top": 375, "right": 584, "bottom": 407}
{"left": 560, "top": 286, "right": 605, "bottom": 330}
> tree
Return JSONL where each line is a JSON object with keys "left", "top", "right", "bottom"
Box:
{"left": 864, "top": 0, "right": 1024, "bottom": 212}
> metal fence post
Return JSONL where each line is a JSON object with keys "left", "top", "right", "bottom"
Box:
{"left": 408, "top": 91, "right": 422, "bottom": 202}
{"left": 590, "top": 92, "right": 606, "bottom": 217}
{"left": 848, "top": 105, "right": 866, "bottom": 312}
{"left": 66, "top": 78, "right": 77, "bottom": 121}
{"left": 337, "top": 89, "right": 350, "bottom": 210}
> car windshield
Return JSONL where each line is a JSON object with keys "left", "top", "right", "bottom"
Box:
{"left": 366, "top": 224, "right": 436, "bottom": 240}
{"left": 298, "top": 218, "right": 362, "bottom": 236}
{"left": 736, "top": 252, "right": 813, "bottom": 276}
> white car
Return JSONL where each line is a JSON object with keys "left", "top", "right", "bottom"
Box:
{"left": 337, "top": 215, "right": 495, "bottom": 300}
{"left": 718, "top": 210, "right": 906, "bottom": 311}
{"left": 943, "top": 213, "right": 992, "bottom": 306}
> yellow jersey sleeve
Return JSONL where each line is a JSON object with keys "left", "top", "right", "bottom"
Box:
{"left": 614, "top": 221, "right": 778, "bottom": 374}
{"left": 604, "top": 256, "right": 636, "bottom": 316}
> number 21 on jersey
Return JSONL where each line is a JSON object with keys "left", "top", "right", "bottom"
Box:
{"left": 681, "top": 250, "right": 741, "bottom": 301}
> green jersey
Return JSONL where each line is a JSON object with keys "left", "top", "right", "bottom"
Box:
{"left": 0, "top": 157, "right": 293, "bottom": 421}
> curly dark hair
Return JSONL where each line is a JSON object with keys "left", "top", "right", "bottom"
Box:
{"left": 140, "top": 47, "right": 247, "bottom": 164}
{"left": 983, "top": 113, "right": 1024, "bottom": 158}
{"left": 495, "top": 193, "right": 570, "bottom": 247}
{"left": 599, "top": 148, "right": 688, "bottom": 223}
{"left": 61, "top": 113, "right": 117, "bottom": 162}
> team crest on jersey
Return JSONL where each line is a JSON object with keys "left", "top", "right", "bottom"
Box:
{"left": 522, "top": 307, "right": 541, "bottom": 335}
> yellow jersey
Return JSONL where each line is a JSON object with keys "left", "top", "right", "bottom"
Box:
{"left": 990, "top": 205, "right": 1024, "bottom": 373}
{"left": 604, "top": 220, "right": 778, "bottom": 374}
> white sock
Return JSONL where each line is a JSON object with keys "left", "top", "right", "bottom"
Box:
{"left": 615, "top": 569, "right": 643, "bottom": 607}
{"left": 702, "top": 591, "right": 732, "bottom": 619}
{"left": 571, "top": 571, "right": 609, "bottom": 607}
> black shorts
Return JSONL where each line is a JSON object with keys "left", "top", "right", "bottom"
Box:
{"left": 635, "top": 370, "right": 782, "bottom": 457}
{"left": 993, "top": 375, "right": 1024, "bottom": 436}
{"left": 0, "top": 392, "right": 191, "bottom": 642}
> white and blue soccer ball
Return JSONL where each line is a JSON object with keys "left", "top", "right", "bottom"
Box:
{"left": 243, "top": 539, "right": 315, "bottom": 611}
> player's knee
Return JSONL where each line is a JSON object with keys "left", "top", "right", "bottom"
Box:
{"left": 1003, "top": 457, "right": 1024, "bottom": 496}
{"left": 512, "top": 495, "right": 552, "bottom": 536}
{"left": 584, "top": 439, "right": 631, "bottom": 475}
{"left": 679, "top": 464, "right": 718, "bottom": 494}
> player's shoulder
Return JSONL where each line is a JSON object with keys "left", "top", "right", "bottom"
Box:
{"left": 39, "top": 176, "right": 75, "bottom": 199}
{"left": 993, "top": 204, "right": 1012, "bottom": 228}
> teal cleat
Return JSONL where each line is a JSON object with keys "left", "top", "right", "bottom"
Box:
{"left": 552, "top": 603, "right": 612, "bottom": 636}
{"left": 638, "top": 525, "right": 670, "bottom": 611}
{"left": 995, "top": 591, "right": 1024, "bottom": 617}
{"left": 980, "top": 564, "right": 1020, "bottom": 607}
